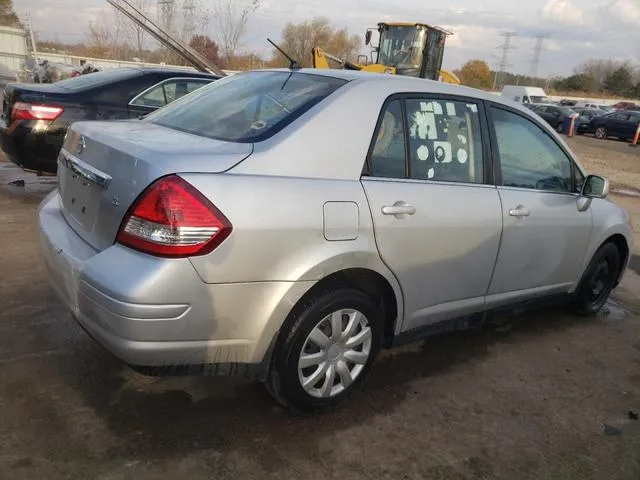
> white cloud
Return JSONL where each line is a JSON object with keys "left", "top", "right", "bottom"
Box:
{"left": 542, "top": 0, "right": 593, "bottom": 26}
{"left": 602, "top": 0, "right": 640, "bottom": 27}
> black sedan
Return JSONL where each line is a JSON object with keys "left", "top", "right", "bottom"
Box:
{"left": 1, "top": 67, "right": 218, "bottom": 174}
{"left": 573, "top": 108, "right": 604, "bottom": 134}
{"left": 527, "top": 104, "right": 578, "bottom": 132}
{"left": 589, "top": 110, "right": 640, "bottom": 141}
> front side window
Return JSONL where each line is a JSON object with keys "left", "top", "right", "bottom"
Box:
{"left": 610, "top": 113, "right": 629, "bottom": 121}
{"left": 146, "top": 71, "right": 347, "bottom": 143}
{"left": 491, "top": 107, "right": 572, "bottom": 192}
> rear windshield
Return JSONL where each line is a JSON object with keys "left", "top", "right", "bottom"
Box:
{"left": 53, "top": 68, "right": 141, "bottom": 91}
{"left": 146, "top": 71, "right": 348, "bottom": 143}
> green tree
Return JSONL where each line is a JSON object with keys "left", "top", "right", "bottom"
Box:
{"left": 628, "top": 82, "right": 640, "bottom": 99}
{"left": 0, "top": 0, "right": 22, "bottom": 27}
{"left": 604, "top": 66, "right": 633, "bottom": 95}
{"left": 457, "top": 59, "right": 491, "bottom": 88}
{"left": 555, "top": 73, "right": 595, "bottom": 92}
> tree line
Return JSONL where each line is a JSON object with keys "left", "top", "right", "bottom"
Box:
{"left": 455, "top": 58, "right": 640, "bottom": 98}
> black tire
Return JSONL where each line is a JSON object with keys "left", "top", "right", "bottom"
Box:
{"left": 266, "top": 287, "right": 383, "bottom": 414}
{"left": 571, "top": 243, "right": 621, "bottom": 316}
{"left": 556, "top": 122, "right": 564, "bottom": 133}
{"left": 595, "top": 126, "right": 608, "bottom": 139}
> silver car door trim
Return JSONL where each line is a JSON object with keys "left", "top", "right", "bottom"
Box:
{"left": 381, "top": 203, "right": 416, "bottom": 216}
{"left": 60, "top": 151, "right": 112, "bottom": 190}
{"left": 508, "top": 206, "right": 530, "bottom": 217}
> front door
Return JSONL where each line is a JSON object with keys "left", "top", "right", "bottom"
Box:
{"left": 361, "top": 96, "right": 502, "bottom": 332}
{"left": 485, "top": 105, "right": 592, "bottom": 305}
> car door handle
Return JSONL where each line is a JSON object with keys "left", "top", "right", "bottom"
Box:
{"left": 382, "top": 203, "right": 416, "bottom": 216}
{"left": 508, "top": 206, "right": 530, "bottom": 217}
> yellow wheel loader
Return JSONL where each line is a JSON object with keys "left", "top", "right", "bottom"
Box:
{"left": 312, "top": 22, "right": 460, "bottom": 84}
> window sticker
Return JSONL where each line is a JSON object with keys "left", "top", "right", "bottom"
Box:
{"left": 417, "top": 145, "right": 429, "bottom": 161}
{"left": 410, "top": 111, "right": 438, "bottom": 140}
{"left": 446, "top": 102, "right": 457, "bottom": 116}
{"left": 457, "top": 148, "right": 468, "bottom": 164}
{"left": 433, "top": 141, "right": 452, "bottom": 163}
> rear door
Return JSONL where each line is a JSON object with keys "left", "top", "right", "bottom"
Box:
{"left": 128, "top": 77, "right": 213, "bottom": 118}
{"left": 361, "top": 95, "right": 503, "bottom": 332}
{"left": 485, "top": 104, "right": 592, "bottom": 305}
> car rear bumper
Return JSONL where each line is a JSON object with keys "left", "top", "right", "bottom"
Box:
{"left": 37, "top": 191, "right": 313, "bottom": 373}
{"left": 1, "top": 118, "right": 62, "bottom": 173}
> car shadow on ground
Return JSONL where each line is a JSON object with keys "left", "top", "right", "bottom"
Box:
{"left": 47, "top": 299, "right": 622, "bottom": 469}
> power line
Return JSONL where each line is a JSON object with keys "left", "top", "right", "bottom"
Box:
{"left": 493, "top": 32, "right": 517, "bottom": 90}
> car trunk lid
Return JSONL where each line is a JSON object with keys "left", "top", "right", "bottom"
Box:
{"left": 2, "top": 83, "right": 73, "bottom": 124}
{"left": 58, "top": 120, "right": 253, "bottom": 251}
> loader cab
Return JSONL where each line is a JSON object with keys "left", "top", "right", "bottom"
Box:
{"left": 366, "top": 22, "right": 449, "bottom": 81}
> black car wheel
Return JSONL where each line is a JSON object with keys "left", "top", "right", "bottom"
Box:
{"left": 556, "top": 122, "right": 564, "bottom": 133}
{"left": 266, "top": 287, "right": 382, "bottom": 414}
{"left": 571, "top": 243, "right": 620, "bottom": 316}
{"left": 595, "top": 126, "right": 608, "bottom": 139}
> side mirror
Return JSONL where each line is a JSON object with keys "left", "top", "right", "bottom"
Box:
{"left": 581, "top": 175, "right": 609, "bottom": 199}
{"left": 365, "top": 30, "right": 372, "bottom": 45}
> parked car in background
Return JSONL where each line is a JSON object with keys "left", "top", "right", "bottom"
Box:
{"left": 527, "top": 103, "right": 578, "bottom": 132}
{"left": 599, "top": 105, "right": 615, "bottom": 113}
{"left": 573, "top": 107, "right": 604, "bottom": 134}
{"left": 611, "top": 101, "right": 637, "bottom": 111}
{"left": 589, "top": 110, "right": 640, "bottom": 141}
{"left": 1, "top": 67, "right": 218, "bottom": 174}
{"left": 38, "top": 69, "right": 631, "bottom": 413}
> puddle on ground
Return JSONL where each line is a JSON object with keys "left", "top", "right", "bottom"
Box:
{"left": 598, "top": 299, "right": 632, "bottom": 322}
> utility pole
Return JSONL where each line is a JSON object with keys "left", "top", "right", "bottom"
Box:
{"left": 157, "top": 0, "right": 175, "bottom": 62}
{"left": 157, "top": 0, "right": 175, "bottom": 33}
{"left": 25, "top": 13, "right": 38, "bottom": 62}
{"left": 529, "top": 34, "right": 549, "bottom": 84}
{"left": 182, "top": 0, "right": 196, "bottom": 43}
{"left": 493, "top": 32, "right": 517, "bottom": 90}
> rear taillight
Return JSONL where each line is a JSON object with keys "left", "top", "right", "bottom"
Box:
{"left": 11, "top": 102, "right": 64, "bottom": 121}
{"left": 116, "top": 175, "right": 232, "bottom": 258}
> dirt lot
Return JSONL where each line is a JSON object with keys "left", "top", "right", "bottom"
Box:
{"left": 2, "top": 137, "right": 640, "bottom": 480}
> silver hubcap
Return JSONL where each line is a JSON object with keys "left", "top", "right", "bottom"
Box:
{"left": 298, "top": 309, "right": 372, "bottom": 398}
{"left": 596, "top": 128, "right": 606, "bottom": 138}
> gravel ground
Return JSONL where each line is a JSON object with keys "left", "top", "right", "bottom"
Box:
{"left": 566, "top": 135, "right": 640, "bottom": 191}
{"left": 2, "top": 140, "right": 640, "bottom": 479}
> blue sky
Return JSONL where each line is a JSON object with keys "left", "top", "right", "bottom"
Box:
{"left": 16, "top": 0, "right": 640, "bottom": 76}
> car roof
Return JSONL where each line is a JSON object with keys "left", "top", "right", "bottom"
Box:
{"left": 126, "top": 66, "right": 219, "bottom": 78}
{"left": 257, "top": 68, "right": 535, "bottom": 110}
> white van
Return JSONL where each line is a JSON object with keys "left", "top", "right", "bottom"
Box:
{"left": 501, "top": 86, "right": 548, "bottom": 105}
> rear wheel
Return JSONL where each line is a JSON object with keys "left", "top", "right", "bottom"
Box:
{"left": 266, "top": 287, "right": 382, "bottom": 414}
{"left": 595, "top": 126, "right": 608, "bottom": 139}
{"left": 556, "top": 122, "right": 564, "bottom": 133}
{"left": 571, "top": 243, "right": 620, "bottom": 316}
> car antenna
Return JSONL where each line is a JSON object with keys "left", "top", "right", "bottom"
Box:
{"left": 267, "top": 38, "right": 301, "bottom": 70}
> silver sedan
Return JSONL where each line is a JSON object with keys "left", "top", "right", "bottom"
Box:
{"left": 38, "top": 69, "right": 632, "bottom": 413}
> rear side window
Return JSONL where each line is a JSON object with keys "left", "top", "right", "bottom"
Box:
{"left": 369, "top": 97, "right": 484, "bottom": 184}
{"left": 146, "top": 71, "right": 347, "bottom": 143}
